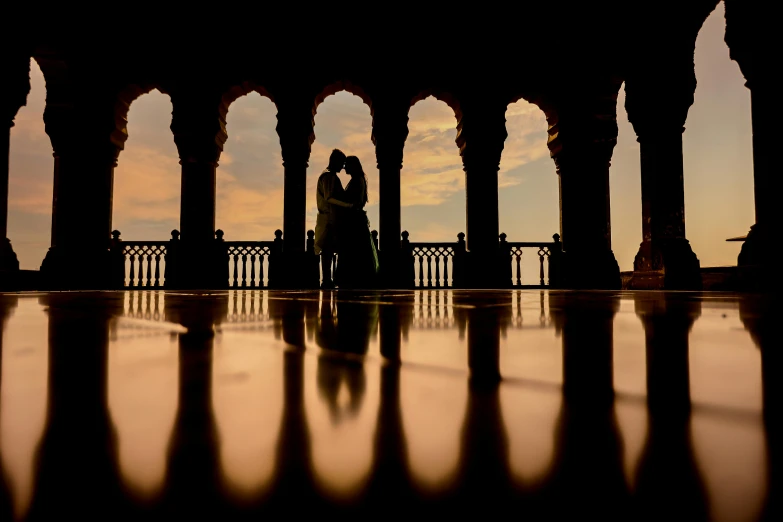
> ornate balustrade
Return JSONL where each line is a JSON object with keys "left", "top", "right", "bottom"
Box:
{"left": 498, "top": 233, "right": 562, "bottom": 288}
{"left": 221, "top": 229, "right": 282, "bottom": 289}
{"left": 402, "top": 231, "right": 466, "bottom": 289}
{"left": 109, "top": 229, "right": 561, "bottom": 290}
{"left": 110, "top": 230, "right": 170, "bottom": 289}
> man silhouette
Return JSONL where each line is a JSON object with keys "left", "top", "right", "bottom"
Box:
{"left": 314, "top": 149, "right": 352, "bottom": 288}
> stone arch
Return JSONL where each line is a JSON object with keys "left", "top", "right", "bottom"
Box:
{"left": 112, "top": 83, "right": 171, "bottom": 160}
{"left": 313, "top": 81, "right": 373, "bottom": 117}
{"left": 410, "top": 89, "right": 462, "bottom": 123}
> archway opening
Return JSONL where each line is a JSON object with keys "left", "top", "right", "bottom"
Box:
{"left": 307, "top": 90, "right": 378, "bottom": 238}
{"left": 610, "top": 83, "right": 644, "bottom": 272}
{"left": 216, "top": 92, "right": 282, "bottom": 241}
{"left": 8, "top": 58, "right": 51, "bottom": 269}
{"left": 112, "top": 90, "right": 179, "bottom": 241}
{"left": 498, "top": 98, "right": 559, "bottom": 285}
{"left": 683, "top": 1, "right": 754, "bottom": 267}
{"left": 400, "top": 96, "right": 464, "bottom": 243}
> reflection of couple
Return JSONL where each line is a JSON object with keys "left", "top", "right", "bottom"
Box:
{"left": 314, "top": 148, "right": 380, "bottom": 289}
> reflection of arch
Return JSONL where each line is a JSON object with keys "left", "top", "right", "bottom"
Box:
{"left": 313, "top": 81, "right": 373, "bottom": 117}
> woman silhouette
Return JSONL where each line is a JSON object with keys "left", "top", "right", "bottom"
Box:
{"left": 333, "top": 156, "right": 379, "bottom": 289}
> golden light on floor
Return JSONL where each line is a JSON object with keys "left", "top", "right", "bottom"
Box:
{"left": 0, "top": 299, "right": 49, "bottom": 520}
{"left": 212, "top": 330, "right": 285, "bottom": 500}
{"left": 107, "top": 293, "right": 179, "bottom": 500}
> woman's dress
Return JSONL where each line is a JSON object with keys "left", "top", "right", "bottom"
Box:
{"left": 335, "top": 178, "right": 380, "bottom": 288}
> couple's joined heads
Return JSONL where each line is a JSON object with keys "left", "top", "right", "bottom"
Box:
{"left": 329, "top": 149, "right": 365, "bottom": 178}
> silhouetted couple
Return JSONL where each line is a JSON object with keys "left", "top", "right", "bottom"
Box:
{"left": 314, "top": 149, "right": 379, "bottom": 289}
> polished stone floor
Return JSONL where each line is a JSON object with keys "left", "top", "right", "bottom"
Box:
{"left": 0, "top": 289, "right": 778, "bottom": 520}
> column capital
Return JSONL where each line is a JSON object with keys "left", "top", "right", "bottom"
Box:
{"left": 549, "top": 106, "right": 618, "bottom": 175}
{"left": 170, "top": 90, "right": 227, "bottom": 166}
{"left": 2, "top": 54, "right": 31, "bottom": 128}
{"left": 456, "top": 101, "right": 508, "bottom": 173}
{"left": 371, "top": 99, "right": 409, "bottom": 172}
{"left": 724, "top": 0, "right": 776, "bottom": 91}
{"left": 275, "top": 98, "right": 315, "bottom": 170}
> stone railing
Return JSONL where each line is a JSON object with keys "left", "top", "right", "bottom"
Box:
{"left": 220, "top": 229, "right": 283, "bottom": 289}
{"left": 499, "top": 233, "right": 562, "bottom": 288}
{"left": 110, "top": 230, "right": 171, "bottom": 289}
{"left": 109, "top": 229, "right": 561, "bottom": 290}
{"left": 402, "top": 231, "right": 466, "bottom": 288}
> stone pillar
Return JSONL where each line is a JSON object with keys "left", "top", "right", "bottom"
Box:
{"left": 458, "top": 101, "right": 507, "bottom": 288}
{"left": 625, "top": 56, "right": 702, "bottom": 290}
{"left": 40, "top": 101, "right": 121, "bottom": 289}
{"left": 550, "top": 104, "right": 621, "bottom": 289}
{"left": 0, "top": 54, "right": 31, "bottom": 276}
{"left": 276, "top": 100, "right": 314, "bottom": 254}
{"left": 725, "top": 0, "right": 780, "bottom": 290}
{"left": 372, "top": 98, "right": 409, "bottom": 288}
{"left": 170, "top": 92, "right": 226, "bottom": 288}
{"left": 276, "top": 98, "right": 314, "bottom": 288}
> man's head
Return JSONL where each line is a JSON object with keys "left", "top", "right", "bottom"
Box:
{"left": 328, "top": 149, "right": 346, "bottom": 173}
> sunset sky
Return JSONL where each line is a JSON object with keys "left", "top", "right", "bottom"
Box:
{"left": 7, "top": 3, "right": 754, "bottom": 272}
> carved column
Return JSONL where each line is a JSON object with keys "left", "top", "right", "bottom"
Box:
{"left": 0, "top": 54, "right": 31, "bottom": 275}
{"left": 372, "top": 97, "right": 409, "bottom": 288}
{"left": 170, "top": 91, "right": 226, "bottom": 288}
{"left": 458, "top": 100, "right": 507, "bottom": 288}
{"left": 275, "top": 97, "right": 314, "bottom": 288}
{"left": 725, "top": 0, "right": 780, "bottom": 291}
{"left": 625, "top": 50, "right": 702, "bottom": 290}
{"left": 550, "top": 99, "right": 621, "bottom": 289}
{"left": 40, "top": 94, "right": 122, "bottom": 289}
{"left": 276, "top": 98, "right": 314, "bottom": 254}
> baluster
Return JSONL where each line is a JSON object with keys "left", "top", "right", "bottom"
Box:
{"left": 154, "top": 253, "right": 161, "bottom": 287}
{"left": 146, "top": 251, "right": 153, "bottom": 287}
{"left": 427, "top": 253, "right": 433, "bottom": 287}
{"left": 250, "top": 252, "right": 257, "bottom": 288}
{"left": 260, "top": 253, "right": 266, "bottom": 288}
{"left": 443, "top": 255, "right": 450, "bottom": 288}
{"left": 539, "top": 248, "right": 545, "bottom": 287}
{"left": 418, "top": 255, "right": 424, "bottom": 287}
{"left": 516, "top": 252, "right": 522, "bottom": 287}
{"left": 129, "top": 254, "right": 137, "bottom": 287}
{"left": 435, "top": 253, "right": 441, "bottom": 288}
{"left": 138, "top": 254, "right": 146, "bottom": 287}
{"left": 241, "top": 253, "right": 248, "bottom": 288}
{"left": 232, "top": 251, "right": 239, "bottom": 287}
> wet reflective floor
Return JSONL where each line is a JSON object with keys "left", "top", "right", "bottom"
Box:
{"left": 0, "top": 289, "right": 779, "bottom": 520}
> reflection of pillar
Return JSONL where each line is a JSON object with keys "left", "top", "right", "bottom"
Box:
{"left": 725, "top": 2, "right": 779, "bottom": 290}
{"left": 625, "top": 50, "right": 701, "bottom": 290}
{"left": 458, "top": 101, "right": 506, "bottom": 288}
{"left": 545, "top": 292, "right": 629, "bottom": 517}
{"left": 162, "top": 293, "right": 226, "bottom": 515}
{"left": 549, "top": 100, "right": 621, "bottom": 289}
{"left": 366, "top": 304, "right": 411, "bottom": 507}
{"left": 634, "top": 295, "right": 707, "bottom": 520}
{"left": 28, "top": 293, "right": 125, "bottom": 518}
{"left": 0, "top": 54, "right": 29, "bottom": 274}
{"left": 372, "top": 97, "right": 409, "bottom": 288}
{"left": 740, "top": 297, "right": 781, "bottom": 521}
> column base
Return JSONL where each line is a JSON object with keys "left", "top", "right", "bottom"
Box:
{"left": 40, "top": 246, "right": 112, "bottom": 290}
{"left": 561, "top": 247, "right": 621, "bottom": 290}
{"left": 630, "top": 238, "right": 702, "bottom": 290}
{"left": 0, "top": 238, "right": 20, "bottom": 272}
{"left": 463, "top": 251, "right": 507, "bottom": 289}
{"left": 736, "top": 224, "right": 775, "bottom": 292}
